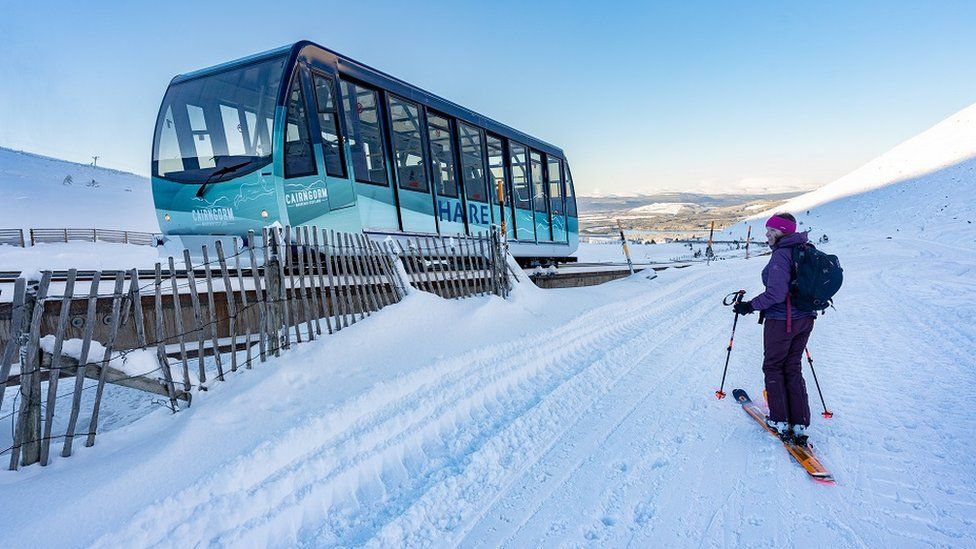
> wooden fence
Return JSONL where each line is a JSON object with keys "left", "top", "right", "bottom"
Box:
{"left": 0, "top": 226, "right": 510, "bottom": 469}
{"left": 0, "top": 228, "right": 159, "bottom": 247}
{"left": 0, "top": 229, "right": 26, "bottom": 248}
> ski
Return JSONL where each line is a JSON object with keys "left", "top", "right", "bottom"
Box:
{"left": 732, "top": 388, "right": 835, "bottom": 484}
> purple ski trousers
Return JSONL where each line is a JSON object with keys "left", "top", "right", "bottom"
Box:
{"left": 762, "top": 316, "right": 814, "bottom": 426}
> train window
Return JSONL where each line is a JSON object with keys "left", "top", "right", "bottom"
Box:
{"left": 565, "top": 163, "right": 577, "bottom": 216}
{"left": 186, "top": 104, "right": 216, "bottom": 169}
{"left": 312, "top": 74, "right": 347, "bottom": 178}
{"left": 459, "top": 122, "right": 487, "bottom": 202}
{"left": 388, "top": 95, "right": 429, "bottom": 192}
{"left": 487, "top": 134, "right": 506, "bottom": 204}
{"left": 548, "top": 157, "right": 564, "bottom": 215}
{"left": 509, "top": 142, "right": 531, "bottom": 209}
{"left": 340, "top": 80, "right": 388, "bottom": 185}
{"left": 156, "top": 106, "right": 184, "bottom": 175}
{"left": 427, "top": 112, "right": 458, "bottom": 198}
{"left": 283, "top": 73, "right": 316, "bottom": 178}
{"left": 530, "top": 150, "right": 546, "bottom": 213}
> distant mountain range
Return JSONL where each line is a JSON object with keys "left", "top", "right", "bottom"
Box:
{"left": 577, "top": 191, "right": 804, "bottom": 214}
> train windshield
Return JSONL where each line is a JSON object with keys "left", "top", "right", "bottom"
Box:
{"left": 153, "top": 55, "right": 287, "bottom": 184}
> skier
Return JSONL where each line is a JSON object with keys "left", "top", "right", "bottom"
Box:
{"left": 732, "top": 213, "right": 815, "bottom": 444}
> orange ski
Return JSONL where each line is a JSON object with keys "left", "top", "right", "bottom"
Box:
{"left": 732, "top": 389, "right": 835, "bottom": 484}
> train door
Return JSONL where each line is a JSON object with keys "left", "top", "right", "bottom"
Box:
{"left": 548, "top": 156, "right": 567, "bottom": 242}
{"left": 340, "top": 79, "right": 399, "bottom": 231}
{"left": 280, "top": 66, "right": 357, "bottom": 229}
{"left": 487, "top": 134, "right": 514, "bottom": 239}
{"left": 509, "top": 142, "right": 535, "bottom": 241}
{"left": 458, "top": 122, "right": 491, "bottom": 235}
{"left": 530, "top": 149, "right": 552, "bottom": 242}
{"left": 426, "top": 112, "right": 466, "bottom": 235}
{"left": 387, "top": 95, "right": 437, "bottom": 233}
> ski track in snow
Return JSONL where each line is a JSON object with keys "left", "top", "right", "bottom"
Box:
{"left": 74, "top": 234, "right": 976, "bottom": 548}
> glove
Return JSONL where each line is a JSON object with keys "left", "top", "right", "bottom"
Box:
{"left": 733, "top": 300, "right": 754, "bottom": 315}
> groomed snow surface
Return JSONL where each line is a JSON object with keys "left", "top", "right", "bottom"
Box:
{"left": 1, "top": 225, "right": 973, "bottom": 547}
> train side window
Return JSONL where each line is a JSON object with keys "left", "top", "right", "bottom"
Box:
{"left": 458, "top": 122, "right": 487, "bottom": 202}
{"left": 312, "top": 74, "right": 347, "bottom": 178}
{"left": 340, "top": 80, "right": 388, "bottom": 185}
{"left": 509, "top": 142, "right": 531, "bottom": 209}
{"left": 565, "top": 163, "right": 577, "bottom": 216}
{"left": 486, "top": 134, "right": 506, "bottom": 203}
{"left": 283, "top": 73, "right": 316, "bottom": 178}
{"left": 548, "top": 157, "right": 564, "bottom": 215}
{"left": 530, "top": 150, "right": 546, "bottom": 213}
{"left": 388, "top": 95, "right": 429, "bottom": 192}
{"left": 427, "top": 112, "right": 458, "bottom": 198}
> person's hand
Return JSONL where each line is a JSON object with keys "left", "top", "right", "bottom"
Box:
{"left": 733, "top": 300, "right": 754, "bottom": 315}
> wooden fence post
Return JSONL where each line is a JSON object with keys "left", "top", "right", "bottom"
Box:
{"left": 10, "top": 272, "right": 51, "bottom": 469}
{"left": 0, "top": 278, "right": 27, "bottom": 412}
{"left": 294, "top": 229, "right": 315, "bottom": 339}
{"left": 40, "top": 269, "right": 76, "bottom": 465}
{"left": 87, "top": 272, "right": 128, "bottom": 446}
{"left": 153, "top": 264, "right": 179, "bottom": 406}
{"left": 61, "top": 273, "right": 100, "bottom": 458}
{"left": 200, "top": 245, "right": 224, "bottom": 379}
{"left": 323, "top": 229, "right": 343, "bottom": 331}
{"left": 234, "top": 238, "right": 254, "bottom": 368}
{"left": 265, "top": 228, "right": 283, "bottom": 356}
{"left": 311, "top": 227, "right": 334, "bottom": 334}
{"left": 167, "top": 256, "right": 191, "bottom": 389}
{"left": 247, "top": 231, "right": 268, "bottom": 362}
{"left": 181, "top": 252, "right": 206, "bottom": 384}
{"left": 215, "top": 240, "right": 238, "bottom": 372}
{"left": 302, "top": 227, "right": 323, "bottom": 336}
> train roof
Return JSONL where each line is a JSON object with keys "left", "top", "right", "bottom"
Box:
{"left": 169, "top": 41, "right": 565, "bottom": 159}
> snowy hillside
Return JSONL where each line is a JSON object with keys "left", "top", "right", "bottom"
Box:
{"left": 0, "top": 105, "right": 974, "bottom": 547}
{"left": 741, "top": 102, "right": 976, "bottom": 241}
{"left": 0, "top": 147, "right": 158, "bottom": 232}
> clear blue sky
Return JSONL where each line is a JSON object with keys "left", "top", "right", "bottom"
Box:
{"left": 2, "top": 0, "right": 975, "bottom": 195}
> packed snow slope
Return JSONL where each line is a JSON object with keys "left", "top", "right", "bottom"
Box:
{"left": 0, "top": 147, "right": 157, "bottom": 232}
{"left": 0, "top": 105, "right": 974, "bottom": 547}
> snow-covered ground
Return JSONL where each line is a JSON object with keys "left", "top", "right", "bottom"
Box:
{"left": 0, "top": 147, "right": 158, "bottom": 232}
{"left": 1, "top": 104, "right": 974, "bottom": 546}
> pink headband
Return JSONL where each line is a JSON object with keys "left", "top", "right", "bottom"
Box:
{"left": 765, "top": 215, "right": 796, "bottom": 235}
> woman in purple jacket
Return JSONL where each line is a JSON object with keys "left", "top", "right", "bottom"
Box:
{"left": 733, "top": 213, "right": 815, "bottom": 444}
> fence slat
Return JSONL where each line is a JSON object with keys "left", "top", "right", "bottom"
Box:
{"left": 0, "top": 278, "right": 27, "bottom": 412}
{"left": 167, "top": 256, "right": 191, "bottom": 390}
{"left": 355, "top": 234, "right": 380, "bottom": 314}
{"left": 181, "top": 251, "right": 207, "bottom": 384}
{"left": 233, "top": 239, "right": 254, "bottom": 369}
{"left": 86, "top": 272, "right": 127, "bottom": 447}
{"left": 247, "top": 231, "right": 268, "bottom": 363}
{"left": 311, "top": 227, "right": 334, "bottom": 334}
{"left": 303, "top": 227, "right": 323, "bottom": 336}
{"left": 365, "top": 238, "right": 390, "bottom": 308}
{"left": 294, "top": 229, "right": 315, "bottom": 339}
{"left": 61, "top": 273, "right": 100, "bottom": 458}
{"left": 10, "top": 272, "right": 52, "bottom": 469}
{"left": 323, "top": 230, "right": 344, "bottom": 331}
{"left": 262, "top": 227, "right": 281, "bottom": 357}
{"left": 40, "top": 269, "right": 77, "bottom": 465}
{"left": 200, "top": 245, "right": 224, "bottom": 380}
{"left": 215, "top": 240, "right": 238, "bottom": 373}
{"left": 336, "top": 231, "right": 356, "bottom": 326}
{"left": 153, "top": 264, "right": 179, "bottom": 404}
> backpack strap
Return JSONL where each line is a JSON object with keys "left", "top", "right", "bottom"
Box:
{"left": 786, "top": 293, "right": 792, "bottom": 334}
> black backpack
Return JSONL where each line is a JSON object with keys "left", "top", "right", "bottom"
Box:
{"left": 790, "top": 243, "right": 843, "bottom": 312}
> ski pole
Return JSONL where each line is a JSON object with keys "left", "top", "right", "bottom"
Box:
{"left": 716, "top": 289, "right": 746, "bottom": 399}
{"left": 805, "top": 347, "right": 833, "bottom": 418}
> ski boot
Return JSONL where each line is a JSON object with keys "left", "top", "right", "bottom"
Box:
{"left": 765, "top": 417, "right": 791, "bottom": 442}
{"left": 789, "top": 424, "right": 809, "bottom": 446}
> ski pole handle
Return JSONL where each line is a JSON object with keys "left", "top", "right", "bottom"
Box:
{"left": 723, "top": 289, "right": 746, "bottom": 307}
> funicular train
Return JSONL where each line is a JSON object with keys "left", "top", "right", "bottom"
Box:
{"left": 151, "top": 41, "right": 579, "bottom": 264}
